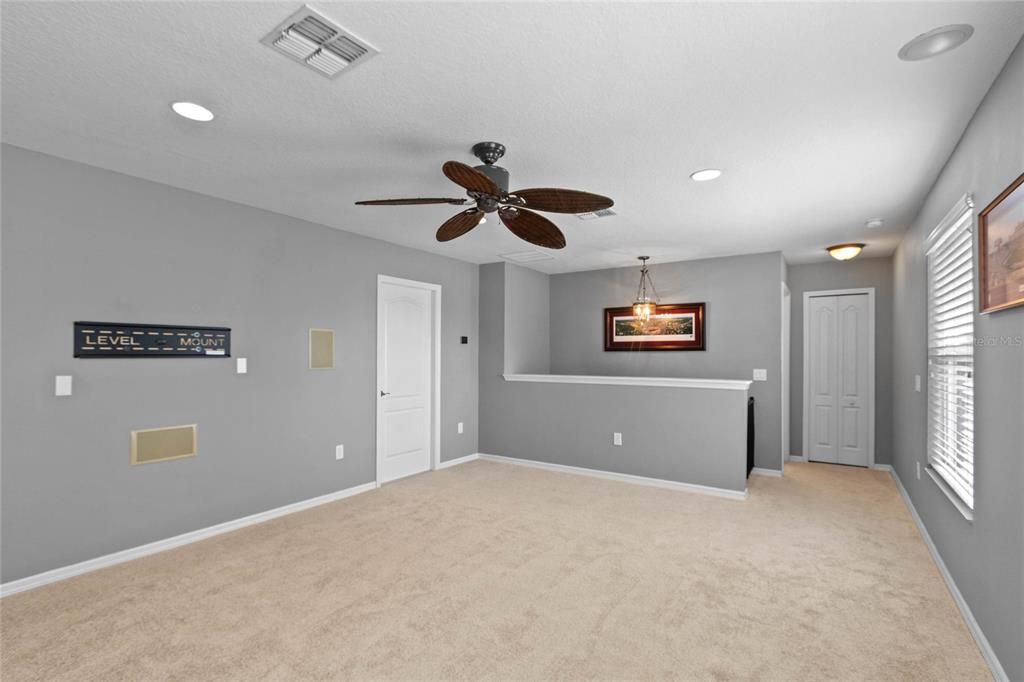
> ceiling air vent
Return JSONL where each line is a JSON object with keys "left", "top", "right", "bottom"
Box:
{"left": 261, "top": 5, "right": 378, "bottom": 79}
{"left": 576, "top": 208, "right": 617, "bottom": 220}
{"left": 500, "top": 250, "right": 555, "bottom": 264}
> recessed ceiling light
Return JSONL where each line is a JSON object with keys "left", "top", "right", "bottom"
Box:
{"left": 170, "top": 101, "right": 215, "bottom": 122}
{"left": 898, "top": 25, "right": 974, "bottom": 61}
{"left": 690, "top": 168, "right": 722, "bottom": 182}
{"left": 826, "top": 243, "right": 866, "bottom": 261}
{"left": 865, "top": 218, "right": 885, "bottom": 229}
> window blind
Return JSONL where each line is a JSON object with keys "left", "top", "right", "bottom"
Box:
{"left": 926, "top": 194, "right": 975, "bottom": 510}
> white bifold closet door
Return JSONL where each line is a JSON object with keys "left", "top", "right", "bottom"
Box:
{"left": 807, "top": 294, "right": 870, "bottom": 467}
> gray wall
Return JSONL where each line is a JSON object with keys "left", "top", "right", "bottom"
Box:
{"left": 0, "top": 145, "right": 479, "bottom": 582}
{"left": 480, "top": 263, "right": 749, "bottom": 491}
{"left": 548, "top": 252, "right": 785, "bottom": 470}
{"left": 504, "top": 263, "right": 550, "bottom": 374}
{"left": 892, "top": 39, "right": 1023, "bottom": 681}
{"left": 787, "top": 256, "right": 894, "bottom": 464}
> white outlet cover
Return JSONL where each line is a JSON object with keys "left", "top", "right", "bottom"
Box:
{"left": 457, "top": 422, "right": 464, "bottom": 434}
{"left": 55, "top": 375, "right": 72, "bottom": 396}
{"left": 916, "top": 461, "right": 921, "bottom": 480}
{"left": 753, "top": 369, "right": 768, "bottom": 381}
{"left": 236, "top": 357, "right": 248, "bottom": 374}
{"left": 613, "top": 432, "right": 623, "bottom": 446}
{"left": 335, "top": 444, "right": 344, "bottom": 460}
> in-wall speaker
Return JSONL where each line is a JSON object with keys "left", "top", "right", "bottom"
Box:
{"left": 131, "top": 424, "right": 197, "bottom": 465}
{"left": 309, "top": 328, "right": 335, "bottom": 369}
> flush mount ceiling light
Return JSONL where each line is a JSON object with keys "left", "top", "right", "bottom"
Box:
{"left": 170, "top": 101, "right": 214, "bottom": 122}
{"left": 690, "top": 169, "right": 722, "bottom": 182}
{"left": 827, "top": 243, "right": 866, "bottom": 261}
{"left": 632, "top": 256, "right": 660, "bottom": 322}
{"left": 865, "top": 218, "right": 885, "bottom": 229}
{"left": 898, "top": 25, "right": 974, "bottom": 61}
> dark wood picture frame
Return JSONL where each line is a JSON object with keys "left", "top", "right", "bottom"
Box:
{"left": 604, "top": 303, "right": 706, "bottom": 351}
{"left": 979, "top": 171, "right": 1024, "bottom": 313}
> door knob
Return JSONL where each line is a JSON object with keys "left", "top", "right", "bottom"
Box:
{"left": 380, "top": 390, "right": 390, "bottom": 397}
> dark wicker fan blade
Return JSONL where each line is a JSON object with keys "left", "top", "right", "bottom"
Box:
{"left": 437, "top": 210, "right": 485, "bottom": 242}
{"left": 510, "top": 188, "right": 614, "bottom": 214}
{"left": 442, "top": 161, "right": 499, "bottom": 195}
{"left": 355, "top": 197, "right": 468, "bottom": 206}
{"left": 498, "top": 206, "right": 566, "bottom": 249}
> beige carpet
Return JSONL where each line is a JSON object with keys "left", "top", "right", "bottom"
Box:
{"left": 0, "top": 460, "right": 988, "bottom": 681}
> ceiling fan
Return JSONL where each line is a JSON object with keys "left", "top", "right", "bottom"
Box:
{"left": 355, "top": 142, "right": 614, "bottom": 249}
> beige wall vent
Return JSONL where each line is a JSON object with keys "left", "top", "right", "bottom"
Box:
{"left": 131, "top": 425, "right": 197, "bottom": 465}
{"left": 261, "top": 5, "right": 379, "bottom": 79}
{"left": 309, "top": 328, "right": 335, "bottom": 369}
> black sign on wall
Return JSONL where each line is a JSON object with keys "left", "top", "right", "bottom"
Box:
{"left": 74, "top": 322, "right": 231, "bottom": 358}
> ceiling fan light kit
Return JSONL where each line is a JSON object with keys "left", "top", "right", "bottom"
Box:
{"left": 355, "top": 142, "right": 614, "bottom": 249}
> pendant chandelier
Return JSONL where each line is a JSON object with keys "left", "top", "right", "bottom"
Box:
{"left": 632, "top": 256, "right": 659, "bottom": 322}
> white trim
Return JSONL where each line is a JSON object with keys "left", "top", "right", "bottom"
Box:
{"left": 502, "top": 373, "right": 752, "bottom": 391}
{"left": 925, "top": 466, "right": 974, "bottom": 522}
{"left": 781, "top": 281, "right": 791, "bottom": 475}
{"left": 802, "top": 287, "right": 876, "bottom": 469}
{"left": 888, "top": 469, "right": 1007, "bottom": 682}
{"left": 870, "top": 463, "right": 893, "bottom": 472}
{"left": 788, "top": 455, "right": 808, "bottom": 462}
{"left": 435, "top": 453, "right": 480, "bottom": 470}
{"left": 751, "top": 467, "right": 783, "bottom": 477}
{"left": 477, "top": 453, "right": 748, "bottom": 500}
{"left": 0, "top": 481, "right": 377, "bottom": 598}
{"left": 376, "top": 275, "right": 442, "bottom": 484}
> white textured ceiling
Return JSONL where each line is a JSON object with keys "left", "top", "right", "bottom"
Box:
{"left": 3, "top": 2, "right": 1022, "bottom": 273}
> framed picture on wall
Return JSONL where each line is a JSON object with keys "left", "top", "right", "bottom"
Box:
{"left": 979, "top": 171, "right": 1024, "bottom": 313}
{"left": 604, "top": 303, "right": 706, "bottom": 351}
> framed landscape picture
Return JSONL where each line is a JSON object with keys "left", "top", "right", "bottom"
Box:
{"left": 604, "top": 303, "right": 706, "bottom": 351}
{"left": 979, "top": 172, "right": 1024, "bottom": 313}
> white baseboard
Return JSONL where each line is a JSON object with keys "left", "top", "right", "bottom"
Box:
{"left": 787, "top": 455, "right": 807, "bottom": 462}
{"left": 888, "top": 470, "right": 1008, "bottom": 682}
{"left": 751, "top": 467, "right": 783, "bottom": 477}
{"left": 871, "top": 463, "right": 893, "bottom": 472}
{"left": 435, "top": 453, "right": 480, "bottom": 469}
{"left": 0, "top": 480, "right": 378, "bottom": 598}
{"left": 477, "top": 453, "right": 747, "bottom": 500}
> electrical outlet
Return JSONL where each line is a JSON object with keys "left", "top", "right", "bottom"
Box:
{"left": 916, "top": 461, "right": 921, "bottom": 480}
{"left": 753, "top": 369, "right": 768, "bottom": 381}
{"left": 613, "top": 432, "right": 623, "bottom": 446}
{"left": 457, "top": 422, "right": 464, "bottom": 434}
{"left": 335, "top": 444, "right": 344, "bottom": 460}
{"left": 914, "top": 374, "right": 921, "bottom": 392}
{"left": 236, "top": 358, "right": 248, "bottom": 374}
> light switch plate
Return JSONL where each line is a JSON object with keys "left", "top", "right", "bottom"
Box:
{"left": 335, "top": 444, "right": 344, "bottom": 460}
{"left": 914, "top": 374, "right": 921, "bottom": 392}
{"left": 457, "top": 422, "right": 464, "bottom": 434}
{"left": 753, "top": 369, "right": 768, "bottom": 381}
{"left": 55, "top": 375, "right": 72, "bottom": 396}
{"left": 613, "top": 432, "right": 623, "bottom": 446}
{"left": 916, "top": 461, "right": 921, "bottom": 480}
{"left": 236, "top": 358, "right": 248, "bottom": 374}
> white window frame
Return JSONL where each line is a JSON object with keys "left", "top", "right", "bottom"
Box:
{"left": 924, "top": 193, "right": 975, "bottom": 520}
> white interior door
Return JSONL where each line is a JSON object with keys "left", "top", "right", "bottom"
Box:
{"left": 806, "top": 293, "right": 870, "bottom": 467}
{"left": 377, "top": 279, "right": 434, "bottom": 484}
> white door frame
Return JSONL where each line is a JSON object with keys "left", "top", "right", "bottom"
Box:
{"left": 781, "top": 281, "right": 791, "bottom": 474}
{"left": 801, "top": 287, "right": 875, "bottom": 468}
{"left": 376, "top": 275, "right": 442, "bottom": 486}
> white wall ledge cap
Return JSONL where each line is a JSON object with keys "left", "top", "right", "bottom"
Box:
{"left": 502, "top": 373, "right": 752, "bottom": 391}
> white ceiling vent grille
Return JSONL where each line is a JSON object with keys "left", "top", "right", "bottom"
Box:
{"left": 262, "top": 5, "right": 378, "bottom": 79}
{"left": 500, "top": 250, "right": 555, "bottom": 264}
{"left": 576, "top": 208, "right": 617, "bottom": 220}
